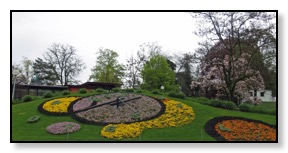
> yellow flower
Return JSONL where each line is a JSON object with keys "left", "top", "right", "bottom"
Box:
{"left": 101, "top": 99, "right": 195, "bottom": 139}
{"left": 42, "top": 97, "right": 79, "bottom": 113}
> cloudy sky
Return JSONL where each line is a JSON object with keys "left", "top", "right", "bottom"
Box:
{"left": 12, "top": 12, "right": 199, "bottom": 83}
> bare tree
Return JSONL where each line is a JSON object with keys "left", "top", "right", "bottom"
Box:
{"left": 42, "top": 43, "right": 86, "bottom": 85}
{"left": 12, "top": 57, "right": 33, "bottom": 85}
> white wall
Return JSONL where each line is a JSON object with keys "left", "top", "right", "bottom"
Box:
{"left": 249, "top": 90, "right": 275, "bottom": 102}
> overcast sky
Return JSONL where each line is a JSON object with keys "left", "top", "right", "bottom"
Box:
{"left": 12, "top": 12, "right": 199, "bottom": 83}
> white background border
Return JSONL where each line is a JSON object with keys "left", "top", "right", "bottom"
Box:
{"left": 2, "top": 0, "right": 285, "bottom": 152}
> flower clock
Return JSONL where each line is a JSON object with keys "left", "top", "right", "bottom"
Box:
{"left": 100, "top": 98, "right": 195, "bottom": 139}
{"left": 205, "top": 116, "right": 276, "bottom": 141}
{"left": 38, "top": 93, "right": 196, "bottom": 139}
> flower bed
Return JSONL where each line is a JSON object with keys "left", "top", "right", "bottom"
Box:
{"left": 70, "top": 93, "right": 166, "bottom": 125}
{"left": 46, "top": 122, "right": 81, "bottom": 135}
{"left": 38, "top": 97, "right": 79, "bottom": 116}
{"left": 205, "top": 116, "right": 276, "bottom": 141}
{"left": 101, "top": 99, "right": 195, "bottom": 139}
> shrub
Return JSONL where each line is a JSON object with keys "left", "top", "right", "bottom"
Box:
{"left": 199, "top": 100, "right": 211, "bottom": 105}
{"left": 168, "top": 92, "right": 186, "bottom": 99}
{"left": 125, "top": 88, "right": 134, "bottom": 93}
{"left": 62, "top": 90, "right": 70, "bottom": 96}
{"left": 239, "top": 104, "right": 252, "bottom": 112}
{"left": 197, "top": 97, "right": 210, "bottom": 102}
{"left": 112, "top": 88, "right": 121, "bottom": 92}
{"left": 151, "top": 89, "right": 161, "bottom": 94}
{"left": 175, "top": 93, "right": 186, "bottom": 99}
{"left": 168, "top": 92, "right": 176, "bottom": 97}
{"left": 95, "top": 88, "right": 105, "bottom": 93}
{"left": 53, "top": 91, "right": 61, "bottom": 97}
{"left": 269, "top": 109, "right": 276, "bottom": 115}
{"left": 222, "top": 101, "right": 237, "bottom": 110}
{"left": 210, "top": 100, "right": 222, "bottom": 107}
{"left": 200, "top": 99, "right": 236, "bottom": 110}
{"left": 79, "top": 88, "right": 87, "bottom": 94}
{"left": 12, "top": 98, "right": 23, "bottom": 104}
{"left": 135, "top": 89, "right": 143, "bottom": 93}
{"left": 22, "top": 95, "right": 33, "bottom": 102}
{"left": 239, "top": 103, "right": 276, "bottom": 115}
{"left": 33, "top": 96, "right": 42, "bottom": 101}
{"left": 43, "top": 91, "right": 53, "bottom": 98}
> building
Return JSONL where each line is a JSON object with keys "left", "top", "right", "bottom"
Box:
{"left": 12, "top": 82, "right": 122, "bottom": 100}
{"left": 248, "top": 90, "right": 275, "bottom": 102}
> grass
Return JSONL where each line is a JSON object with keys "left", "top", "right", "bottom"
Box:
{"left": 12, "top": 92, "right": 276, "bottom": 141}
{"left": 257, "top": 102, "right": 276, "bottom": 110}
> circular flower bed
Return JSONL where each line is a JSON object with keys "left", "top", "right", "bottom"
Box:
{"left": 205, "top": 116, "right": 276, "bottom": 141}
{"left": 27, "top": 115, "right": 40, "bottom": 123}
{"left": 70, "top": 93, "right": 165, "bottom": 125}
{"left": 101, "top": 99, "right": 195, "bottom": 139}
{"left": 38, "top": 97, "right": 79, "bottom": 116}
{"left": 46, "top": 122, "right": 81, "bottom": 135}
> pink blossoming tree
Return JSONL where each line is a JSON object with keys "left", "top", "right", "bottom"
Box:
{"left": 194, "top": 53, "right": 265, "bottom": 104}
{"left": 189, "top": 12, "right": 275, "bottom": 105}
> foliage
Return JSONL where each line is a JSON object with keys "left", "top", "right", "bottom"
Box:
{"left": 43, "top": 91, "right": 53, "bottom": 98}
{"left": 141, "top": 54, "right": 176, "bottom": 91}
{"left": 191, "top": 12, "right": 275, "bottom": 103}
{"left": 12, "top": 56, "right": 33, "bottom": 85}
{"left": 125, "top": 88, "right": 134, "bottom": 93}
{"left": 62, "top": 90, "right": 71, "bottom": 96}
{"left": 135, "top": 89, "right": 143, "bottom": 93}
{"left": 168, "top": 92, "right": 186, "bottom": 99}
{"left": 32, "top": 58, "right": 58, "bottom": 85}
{"left": 89, "top": 48, "right": 124, "bottom": 84}
{"left": 112, "top": 88, "right": 121, "bottom": 92}
{"left": 194, "top": 53, "right": 265, "bottom": 104}
{"left": 95, "top": 88, "right": 105, "bottom": 93}
{"left": 124, "top": 54, "right": 141, "bottom": 89}
{"left": 151, "top": 89, "right": 161, "bottom": 94}
{"left": 174, "top": 53, "right": 194, "bottom": 96}
{"left": 78, "top": 88, "right": 87, "bottom": 94}
{"left": 239, "top": 103, "right": 276, "bottom": 115}
{"left": 22, "top": 95, "right": 33, "bottom": 102}
{"left": 199, "top": 99, "right": 237, "bottom": 110}
{"left": 33, "top": 43, "right": 85, "bottom": 85}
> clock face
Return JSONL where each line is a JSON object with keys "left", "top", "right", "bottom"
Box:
{"left": 69, "top": 93, "right": 165, "bottom": 125}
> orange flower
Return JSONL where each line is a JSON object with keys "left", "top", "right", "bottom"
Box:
{"left": 215, "top": 120, "right": 276, "bottom": 141}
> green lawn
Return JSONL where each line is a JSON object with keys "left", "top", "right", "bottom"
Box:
{"left": 11, "top": 92, "right": 276, "bottom": 141}
{"left": 258, "top": 102, "right": 276, "bottom": 110}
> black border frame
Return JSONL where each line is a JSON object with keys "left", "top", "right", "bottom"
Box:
{"left": 11, "top": 10, "right": 278, "bottom": 143}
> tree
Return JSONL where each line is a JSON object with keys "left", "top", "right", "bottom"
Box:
{"left": 136, "top": 42, "right": 163, "bottom": 74}
{"left": 141, "top": 54, "right": 175, "bottom": 91}
{"left": 124, "top": 41, "right": 165, "bottom": 88}
{"left": 190, "top": 12, "right": 275, "bottom": 102}
{"left": 175, "top": 53, "right": 194, "bottom": 96}
{"left": 12, "top": 57, "right": 33, "bottom": 85}
{"left": 32, "top": 58, "right": 58, "bottom": 85}
{"left": 33, "top": 43, "right": 85, "bottom": 85}
{"left": 89, "top": 48, "right": 124, "bottom": 84}
{"left": 125, "top": 53, "right": 140, "bottom": 89}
